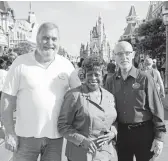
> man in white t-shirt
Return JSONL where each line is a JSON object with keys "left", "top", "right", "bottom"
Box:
{"left": 1, "top": 22, "right": 75, "bottom": 161}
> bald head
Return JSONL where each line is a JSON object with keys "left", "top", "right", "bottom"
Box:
{"left": 114, "top": 41, "right": 135, "bottom": 70}
{"left": 114, "top": 41, "right": 133, "bottom": 54}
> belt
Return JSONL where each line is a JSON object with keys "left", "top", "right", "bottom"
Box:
{"left": 118, "top": 120, "right": 152, "bottom": 130}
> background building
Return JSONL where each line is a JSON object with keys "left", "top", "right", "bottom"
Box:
{"left": 0, "top": 1, "right": 15, "bottom": 55}
{"left": 146, "top": 1, "right": 164, "bottom": 21}
{"left": 146, "top": 1, "right": 165, "bottom": 69}
{"left": 10, "top": 2, "right": 38, "bottom": 47}
{"left": 0, "top": 1, "right": 38, "bottom": 52}
{"left": 119, "top": 5, "right": 142, "bottom": 44}
{"left": 80, "top": 16, "right": 112, "bottom": 62}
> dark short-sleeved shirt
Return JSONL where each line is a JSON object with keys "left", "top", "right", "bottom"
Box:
{"left": 105, "top": 66, "right": 166, "bottom": 141}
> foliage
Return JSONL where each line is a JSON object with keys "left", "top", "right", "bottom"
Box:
{"left": 13, "top": 41, "right": 36, "bottom": 55}
{"left": 136, "top": 18, "right": 166, "bottom": 58}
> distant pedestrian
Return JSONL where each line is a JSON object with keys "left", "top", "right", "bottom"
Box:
{"left": 144, "top": 57, "right": 165, "bottom": 98}
{"left": 103, "top": 60, "right": 116, "bottom": 87}
{"left": 1, "top": 22, "right": 75, "bottom": 161}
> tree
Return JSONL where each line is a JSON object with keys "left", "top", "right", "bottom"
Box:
{"left": 13, "top": 41, "right": 36, "bottom": 55}
{"left": 136, "top": 18, "right": 166, "bottom": 58}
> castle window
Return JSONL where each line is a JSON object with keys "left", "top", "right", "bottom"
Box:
{"left": 17, "top": 32, "right": 19, "bottom": 39}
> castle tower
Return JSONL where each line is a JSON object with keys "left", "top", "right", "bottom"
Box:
{"left": 80, "top": 15, "right": 111, "bottom": 62}
{"left": 146, "top": 2, "right": 156, "bottom": 21}
{"left": 28, "top": 2, "right": 37, "bottom": 24}
{"left": 86, "top": 42, "right": 90, "bottom": 57}
{"left": 120, "top": 5, "right": 139, "bottom": 41}
{"left": 97, "top": 15, "right": 102, "bottom": 48}
{"left": 146, "top": 1, "right": 164, "bottom": 21}
{"left": 126, "top": 5, "right": 138, "bottom": 23}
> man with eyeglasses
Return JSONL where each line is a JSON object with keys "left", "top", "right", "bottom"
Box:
{"left": 105, "top": 41, "right": 166, "bottom": 161}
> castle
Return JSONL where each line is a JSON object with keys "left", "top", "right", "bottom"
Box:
{"left": 80, "top": 16, "right": 111, "bottom": 62}
{"left": 119, "top": 5, "right": 141, "bottom": 43}
{"left": 0, "top": 1, "right": 38, "bottom": 50}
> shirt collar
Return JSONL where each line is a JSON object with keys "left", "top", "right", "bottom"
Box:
{"left": 116, "top": 66, "right": 138, "bottom": 79}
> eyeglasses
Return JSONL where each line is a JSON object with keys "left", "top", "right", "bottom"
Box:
{"left": 115, "top": 51, "right": 132, "bottom": 57}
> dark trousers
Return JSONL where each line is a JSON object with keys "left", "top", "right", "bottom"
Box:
{"left": 117, "top": 121, "right": 154, "bottom": 161}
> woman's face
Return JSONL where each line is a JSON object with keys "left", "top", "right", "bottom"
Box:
{"left": 85, "top": 68, "right": 103, "bottom": 91}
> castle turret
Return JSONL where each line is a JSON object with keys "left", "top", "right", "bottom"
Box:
{"left": 27, "top": 2, "right": 37, "bottom": 24}
{"left": 120, "top": 5, "right": 139, "bottom": 41}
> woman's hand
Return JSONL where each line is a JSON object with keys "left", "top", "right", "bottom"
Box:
{"left": 96, "top": 131, "right": 115, "bottom": 147}
{"left": 80, "top": 138, "right": 97, "bottom": 154}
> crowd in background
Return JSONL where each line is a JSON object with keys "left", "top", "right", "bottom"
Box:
{"left": 0, "top": 23, "right": 166, "bottom": 161}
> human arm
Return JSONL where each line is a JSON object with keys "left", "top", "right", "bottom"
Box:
{"left": 1, "top": 57, "right": 21, "bottom": 152}
{"left": 146, "top": 75, "right": 166, "bottom": 142}
{"left": 95, "top": 94, "right": 117, "bottom": 146}
{"left": 57, "top": 90, "right": 97, "bottom": 153}
{"left": 146, "top": 75, "right": 166, "bottom": 158}
{"left": 1, "top": 93, "right": 16, "bottom": 134}
{"left": 156, "top": 70, "right": 165, "bottom": 98}
{"left": 1, "top": 93, "right": 19, "bottom": 152}
{"left": 69, "top": 69, "right": 81, "bottom": 89}
{"left": 96, "top": 123, "right": 117, "bottom": 147}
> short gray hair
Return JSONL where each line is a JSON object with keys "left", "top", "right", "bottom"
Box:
{"left": 36, "top": 22, "right": 60, "bottom": 42}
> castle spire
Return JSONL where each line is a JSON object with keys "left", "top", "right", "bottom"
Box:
{"left": 126, "top": 5, "right": 138, "bottom": 24}
{"left": 128, "top": 5, "right": 137, "bottom": 17}
{"left": 29, "top": 1, "right": 32, "bottom": 12}
{"left": 28, "top": 1, "right": 37, "bottom": 24}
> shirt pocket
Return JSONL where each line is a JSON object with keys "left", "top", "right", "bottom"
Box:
{"left": 133, "top": 89, "right": 146, "bottom": 108}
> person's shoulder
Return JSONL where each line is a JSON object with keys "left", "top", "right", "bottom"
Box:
{"left": 152, "top": 68, "right": 160, "bottom": 75}
{"left": 56, "top": 54, "right": 71, "bottom": 63}
{"left": 138, "top": 69, "right": 154, "bottom": 81}
{"left": 0, "top": 69, "right": 7, "bottom": 75}
{"left": 65, "top": 86, "right": 82, "bottom": 100}
{"left": 56, "top": 54, "right": 74, "bottom": 69}
{"left": 101, "top": 87, "right": 115, "bottom": 99}
{"left": 13, "top": 52, "right": 33, "bottom": 63}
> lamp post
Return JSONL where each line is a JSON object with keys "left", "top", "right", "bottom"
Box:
{"left": 162, "top": 1, "right": 168, "bottom": 93}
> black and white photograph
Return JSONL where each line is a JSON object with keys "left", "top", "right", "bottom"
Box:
{"left": 0, "top": 1, "right": 168, "bottom": 161}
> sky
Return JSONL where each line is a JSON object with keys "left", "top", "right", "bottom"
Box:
{"left": 8, "top": 1, "right": 150, "bottom": 57}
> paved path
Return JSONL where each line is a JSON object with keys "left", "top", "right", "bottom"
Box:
{"left": 0, "top": 141, "right": 13, "bottom": 161}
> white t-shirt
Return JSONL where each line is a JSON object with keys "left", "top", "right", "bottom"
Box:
{"left": 2, "top": 52, "right": 75, "bottom": 138}
{"left": 0, "top": 69, "right": 7, "bottom": 91}
{"left": 69, "top": 68, "right": 81, "bottom": 88}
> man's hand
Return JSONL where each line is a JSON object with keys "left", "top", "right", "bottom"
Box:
{"left": 150, "top": 139, "right": 163, "bottom": 160}
{"left": 160, "top": 93, "right": 165, "bottom": 98}
{"left": 5, "top": 133, "right": 19, "bottom": 152}
{"left": 95, "top": 131, "right": 115, "bottom": 148}
{"left": 80, "top": 138, "right": 97, "bottom": 154}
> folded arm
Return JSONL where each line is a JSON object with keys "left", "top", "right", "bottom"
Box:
{"left": 58, "top": 91, "right": 86, "bottom": 146}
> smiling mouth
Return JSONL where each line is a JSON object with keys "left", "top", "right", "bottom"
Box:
{"left": 89, "top": 81, "right": 98, "bottom": 85}
{"left": 44, "top": 47, "right": 55, "bottom": 50}
{"left": 122, "top": 61, "right": 129, "bottom": 64}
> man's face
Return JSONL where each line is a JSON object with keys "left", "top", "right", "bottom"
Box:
{"left": 85, "top": 68, "right": 102, "bottom": 91}
{"left": 115, "top": 47, "right": 135, "bottom": 70}
{"left": 37, "top": 28, "right": 59, "bottom": 62}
